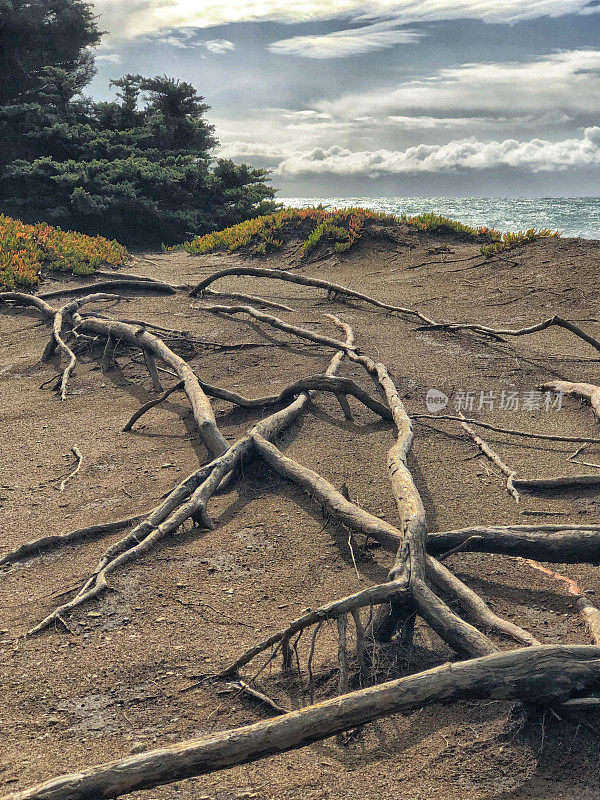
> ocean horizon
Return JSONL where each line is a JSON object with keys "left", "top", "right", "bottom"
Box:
{"left": 278, "top": 196, "right": 600, "bottom": 240}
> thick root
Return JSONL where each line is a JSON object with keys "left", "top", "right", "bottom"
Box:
{"left": 5, "top": 646, "right": 600, "bottom": 800}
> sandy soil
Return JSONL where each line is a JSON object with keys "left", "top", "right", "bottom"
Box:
{"left": 2, "top": 226, "right": 600, "bottom": 799}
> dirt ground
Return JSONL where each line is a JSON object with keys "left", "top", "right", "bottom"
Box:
{"left": 2, "top": 226, "right": 600, "bottom": 799}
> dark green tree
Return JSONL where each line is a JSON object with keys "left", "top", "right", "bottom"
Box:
{"left": 0, "top": 0, "right": 101, "bottom": 104}
{"left": 0, "top": 4, "right": 278, "bottom": 247}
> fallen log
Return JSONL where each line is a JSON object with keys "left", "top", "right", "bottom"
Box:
{"left": 4, "top": 646, "right": 600, "bottom": 800}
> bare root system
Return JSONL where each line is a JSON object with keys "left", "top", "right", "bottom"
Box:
{"left": 4, "top": 264, "right": 600, "bottom": 799}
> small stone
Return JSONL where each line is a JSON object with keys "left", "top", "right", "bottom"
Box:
{"left": 129, "top": 742, "right": 146, "bottom": 754}
{"left": 87, "top": 612, "right": 102, "bottom": 618}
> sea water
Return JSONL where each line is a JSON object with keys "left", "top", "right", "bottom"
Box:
{"left": 278, "top": 197, "right": 600, "bottom": 240}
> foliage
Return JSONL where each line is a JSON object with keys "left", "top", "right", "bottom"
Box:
{"left": 0, "top": 29, "right": 278, "bottom": 247}
{"left": 180, "top": 207, "right": 559, "bottom": 260}
{"left": 180, "top": 207, "right": 396, "bottom": 257}
{"left": 400, "top": 212, "right": 503, "bottom": 240}
{"left": 480, "top": 228, "right": 560, "bottom": 256}
{"left": 0, "top": 214, "right": 128, "bottom": 290}
{"left": 0, "top": 0, "right": 101, "bottom": 105}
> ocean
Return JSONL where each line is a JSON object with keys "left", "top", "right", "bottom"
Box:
{"left": 278, "top": 197, "right": 600, "bottom": 240}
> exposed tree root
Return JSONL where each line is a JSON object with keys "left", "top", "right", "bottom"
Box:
{"left": 122, "top": 381, "right": 185, "bottom": 431}
{"left": 0, "top": 292, "right": 55, "bottom": 319}
{"left": 190, "top": 268, "right": 600, "bottom": 358}
{"left": 426, "top": 524, "right": 600, "bottom": 562}
{"left": 6, "top": 266, "right": 600, "bottom": 797}
{"left": 4, "top": 646, "right": 600, "bottom": 800}
{"left": 58, "top": 447, "right": 83, "bottom": 492}
{"left": 74, "top": 314, "right": 229, "bottom": 458}
{"left": 541, "top": 379, "right": 600, "bottom": 420}
{"left": 250, "top": 435, "right": 498, "bottom": 659}
{"left": 458, "top": 412, "right": 519, "bottom": 502}
{"left": 512, "top": 475, "right": 600, "bottom": 491}
{"left": 419, "top": 315, "right": 600, "bottom": 355}
{"left": 21, "top": 318, "right": 355, "bottom": 634}
{"left": 424, "top": 556, "right": 539, "bottom": 646}
{"left": 123, "top": 373, "right": 391, "bottom": 432}
{"left": 0, "top": 515, "right": 146, "bottom": 567}
{"left": 203, "top": 288, "right": 295, "bottom": 312}
{"left": 190, "top": 265, "right": 437, "bottom": 325}
{"left": 222, "top": 578, "right": 409, "bottom": 678}
{"left": 411, "top": 413, "right": 600, "bottom": 444}
{"left": 519, "top": 560, "right": 600, "bottom": 645}
{"left": 201, "top": 303, "right": 358, "bottom": 351}
{"left": 37, "top": 279, "right": 177, "bottom": 299}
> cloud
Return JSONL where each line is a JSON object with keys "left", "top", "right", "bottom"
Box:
{"left": 96, "top": 52, "right": 123, "bottom": 63}
{"left": 275, "top": 126, "right": 600, "bottom": 175}
{"left": 217, "top": 140, "right": 287, "bottom": 159}
{"left": 268, "top": 21, "right": 423, "bottom": 58}
{"left": 204, "top": 39, "right": 236, "bottom": 53}
{"left": 318, "top": 49, "right": 600, "bottom": 119}
{"left": 142, "top": 30, "right": 235, "bottom": 52}
{"left": 94, "top": 0, "right": 596, "bottom": 41}
{"left": 386, "top": 112, "right": 574, "bottom": 128}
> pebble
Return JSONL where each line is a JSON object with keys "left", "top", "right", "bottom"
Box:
{"left": 129, "top": 742, "right": 146, "bottom": 754}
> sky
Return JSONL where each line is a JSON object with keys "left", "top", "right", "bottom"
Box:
{"left": 89, "top": 1, "right": 600, "bottom": 197}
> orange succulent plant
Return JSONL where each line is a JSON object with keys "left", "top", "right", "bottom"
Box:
{"left": 0, "top": 215, "right": 129, "bottom": 290}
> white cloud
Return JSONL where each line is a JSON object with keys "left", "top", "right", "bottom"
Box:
{"left": 275, "top": 126, "right": 600, "bottom": 175}
{"left": 211, "top": 50, "right": 598, "bottom": 174}
{"left": 217, "top": 140, "right": 287, "bottom": 159}
{"left": 268, "top": 21, "right": 423, "bottom": 58}
{"left": 318, "top": 49, "right": 600, "bottom": 119}
{"left": 94, "top": 0, "right": 596, "bottom": 41}
{"left": 141, "top": 30, "right": 235, "bottom": 52}
{"left": 96, "top": 52, "right": 122, "bottom": 63}
{"left": 387, "top": 112, "right": 573, "bottom": 128}
{"left": 204, "top": 39, "right": 236, "bottom": 53}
